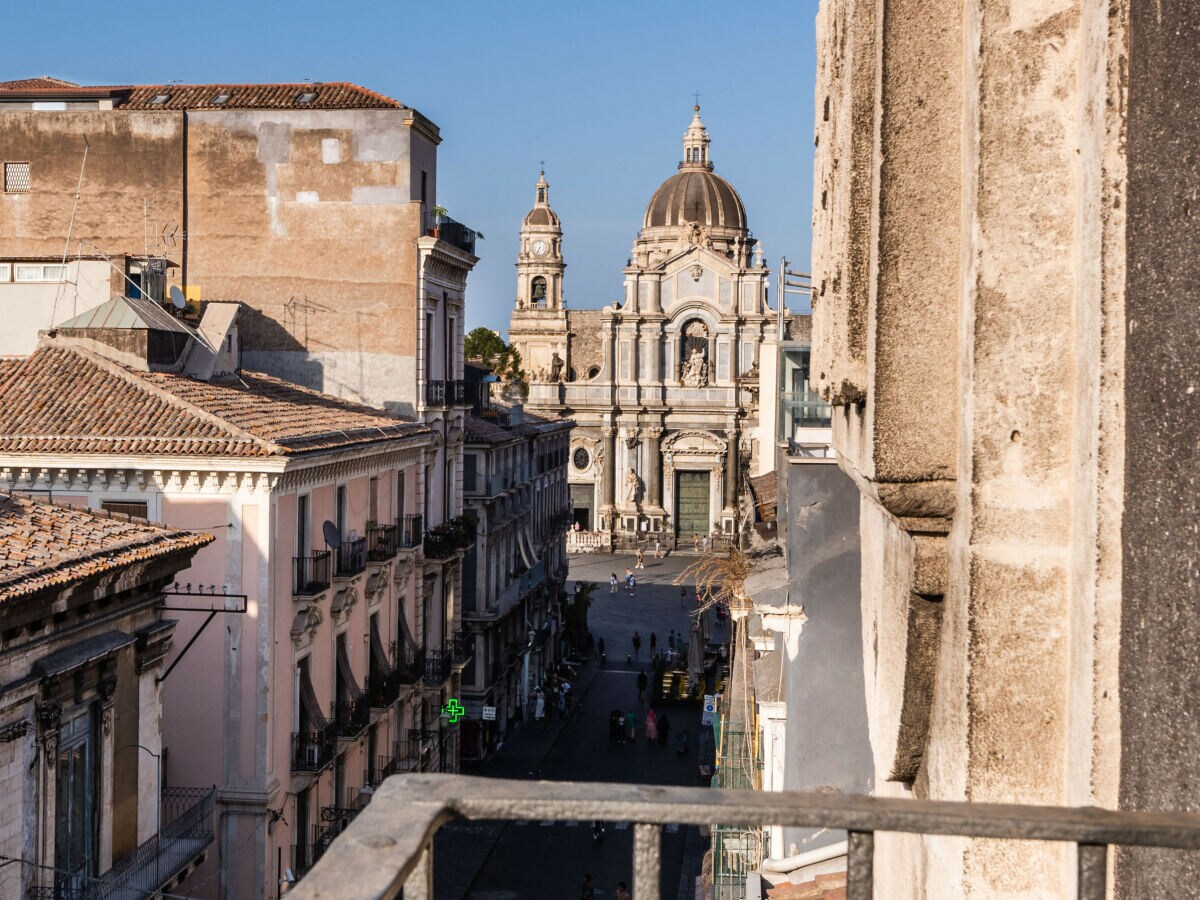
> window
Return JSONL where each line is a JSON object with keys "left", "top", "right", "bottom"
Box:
{"left": 297, "top": 90, "right": 317, "bottom": 104}
{"left": 100, "top": 500, "right": 148, "bottom": 519}
{"left": 15, "top": 263, "right": 65, "bottom": 282}
{"left": 397, "top": 470, "right": 407, "bottom": 518}
{"left": 463, "top": 454, "right": 477, "bottom": 493}
{"left": 149, "top": 93, "right": 170, "bottom": 106}
{"left": 4, "top": 161, "right": 30, "bottom": 192}
{"left": 368, "top": 477, "right": 379, "bottom": 523}
{"left": 297, "top": 494, "right": 310, "bottom": 558}
{"left": 55, "top": 708, "right": 97, "bottom": 890}
{"left": 421, "top": 170, "right": 428, "bottom": 206}
{"left": 336, "top": 485, "right": 348, "bottom": 539}
{"left": 538, "top": 187, "right": 546, "bottom": 203}
{"left": 0, "top": 263, "right": 10, "bottom": 281}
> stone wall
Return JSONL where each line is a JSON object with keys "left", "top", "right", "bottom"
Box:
{"left": 566, "top": 309, "right": 607, "bottom": 379}
{"left": 811, "top": 0, "right": 1200, "bottom": 895}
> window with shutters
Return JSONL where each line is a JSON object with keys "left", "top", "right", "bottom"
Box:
{"left": 4, "top": 161, "right": 30, "bottom": 193}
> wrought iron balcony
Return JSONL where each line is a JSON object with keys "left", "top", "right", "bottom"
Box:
{"left": 366, "top": 522, "right": 399, "bottom": 561}
{"left": 397, "top": 514, "right": 423, "bottom": 549}
{"left": 31, "top": 786, "right": 217, "bottom": 899}
{"left": 447, "top": 632, "right": 470, "bottom": 666}
{"left": 423, "top": 649, "right": 451, "bottom": 685}
{"left": 424, "top": 379, "right": 447, "bottom": 407}
{"left": 292, "top": 729, "right": 336, "bottom": 773}
{"left": 332, "top": 695, "right": 371, "bottom": 739}
{"left": 287, "top": 773, "right": 1200, "bottom": 900}
{"left": 335, "top": 536, "right": 367, "bottom": 577}
{"left": 294, "top": 550, "right": 332, "bottom": 596}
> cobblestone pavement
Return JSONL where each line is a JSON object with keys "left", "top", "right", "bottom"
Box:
{"left": 434, "top": 551, "right": 725, "bottom": 899}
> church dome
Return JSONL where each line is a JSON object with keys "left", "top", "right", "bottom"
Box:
{"left": 524, "top": 205, "right": 559, "bottom": 228}
{"left": 644, "top": 169, "right": 746, "bottom": 230}
{"left": 642, "top": 106, "right": 748, "bottom": 233}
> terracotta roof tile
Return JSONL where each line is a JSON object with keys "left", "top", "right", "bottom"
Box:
{"left": 0, "top": 492, "right": 212, "bottom": 603}
{"left": 0, "top": 345, "right": 428, "bottom": 459}
{"left": 0, "top": 76, "right": 80, "bottom": 90}
{"left": 118, "top": 82, "right": 404, "bottom": 111}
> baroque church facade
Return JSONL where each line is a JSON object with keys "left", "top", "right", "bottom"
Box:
{"left": 509, "top": 107, "right": 779, "bottom": 542}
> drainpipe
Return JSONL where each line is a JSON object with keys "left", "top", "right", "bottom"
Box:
{"left": 760, "top": 839, "right": 848, "bottom": 873}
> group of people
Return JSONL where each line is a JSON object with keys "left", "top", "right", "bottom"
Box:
{"left": 608, "top": 706, "right": 673, "bottom": 747}
{"left": 610, "top": 567, "right": 640, "bottom": 596}
{"left": 580, "top": 873, "right": 629, "bottom": 900}
{"left": 532, "top": 673, "right": 573, "bottom": 729}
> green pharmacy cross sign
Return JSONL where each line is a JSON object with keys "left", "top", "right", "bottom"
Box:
{"left": 441, "top": 698, "right": 465, "bottom": 723}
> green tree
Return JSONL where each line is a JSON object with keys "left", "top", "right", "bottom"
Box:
{"left": 465, "top": 327, "right": 526, "bottom": 384}
{"left": 465, "top": 327, "right": 507, "bottom": 366}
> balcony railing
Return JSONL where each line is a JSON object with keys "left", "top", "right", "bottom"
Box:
{"left": 288, "top": 773, "right": 1200, "bottom": 900}
{"left": 335, "top": 536, "right": 367, "bottom": 577}
{"left": 423, "top": 649, "right": 451, "bottom": 685}
{"left": 333, "top": 695, "right": 371, "bottom": 739}
{"left": 424, "top": 379, "right": 473, "bottom": 408}
{"left": 366, "top": 522, "right": 398, "bottom": 562}
{"left": 294, "top": 550, "right": 332, "bottom": 596}
{"left": 32, "top": 786, "right": 218, "bottom": 899}
{"left": 292, "top": 729, "right": 336, "bottom": 773}
{"left": 448, "top": 632, "right": 470, "bottom": 666}
{"left": 424, "top": 379, "right": 446, "bottom": 407}
{"left": 425, "top": 211, "right": 479, "bottom": 255}
{"left": 397, "top": 514, "right": 422, "bottom": 549}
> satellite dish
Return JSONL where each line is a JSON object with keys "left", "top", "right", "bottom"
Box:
{"left": 168, "top": 285, "right": 186, "bottom": 310}
{"left": 322, "top": 520, "right": 342, "bottom": 548}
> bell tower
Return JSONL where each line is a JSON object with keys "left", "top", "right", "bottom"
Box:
{"left": 515, "top": 170, "right": 565, "bottom": 310}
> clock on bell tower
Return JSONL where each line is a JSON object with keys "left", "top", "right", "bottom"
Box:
{"left": 515, "top": 170, "right": 566, "bottom": 311}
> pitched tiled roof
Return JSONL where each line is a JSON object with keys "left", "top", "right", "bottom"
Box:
{"left": 118, "top": 82, "right": 404, "bottom": 111}
{"left": 0, "top": 345, "right": 428, "bottom": 458}
{"left": 0, "top": 76, "right": 80, "bottom": 90}
{"left": 0, "top": 492, "right": 212, "bottom": 603}
{"left": 464, "top": 415, "right": 516, "bottom": 444}
{"left": 0, "top": 358, "right": 25, "bottom": 388}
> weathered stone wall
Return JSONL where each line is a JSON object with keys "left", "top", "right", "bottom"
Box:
{"left": 566, "top": 309, "right": 607, "bottom": 379}
{"left": 812, "top": 0, "right": 1199, "bottom": 895}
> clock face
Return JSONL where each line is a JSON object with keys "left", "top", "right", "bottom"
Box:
{"left": 532, "top": 240, "right": 548, "bottom": 257}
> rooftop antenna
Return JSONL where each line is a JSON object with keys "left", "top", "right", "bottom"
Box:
{"left": 49, "top": 136, "right": 89, "bottom": 328}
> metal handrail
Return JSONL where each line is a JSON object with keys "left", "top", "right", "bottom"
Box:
{"left": 336, "top": 537, "right": 367, "bottom": 576}
{"left": 288, "top": 773, "right": 1200, "bottom": 900}
{"left": 293, "top": 550, "right": 332, "bottom": 596}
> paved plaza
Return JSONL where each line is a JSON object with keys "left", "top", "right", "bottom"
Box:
{"left": 435, "top": 552, "right": 726, "bottom": 899}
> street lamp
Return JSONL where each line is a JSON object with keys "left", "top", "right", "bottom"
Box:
{"left": 114, "top": 743, "right": 161, "bottom": 888}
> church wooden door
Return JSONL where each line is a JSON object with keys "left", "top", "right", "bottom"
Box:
{"left": 675, "top": 471, "right": 711, "bottom": 538}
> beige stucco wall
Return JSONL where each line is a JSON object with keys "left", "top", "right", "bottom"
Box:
{"left": 807, "top": 0, "right": 1185, "bottom": 895}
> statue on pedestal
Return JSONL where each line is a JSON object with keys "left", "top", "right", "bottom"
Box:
{"left": 625, "top": 467, "right": 641, "bottom": 504}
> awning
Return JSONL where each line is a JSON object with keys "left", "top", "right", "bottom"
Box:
{"left": 517, "top": 525, "right": 537, "bottom": 570}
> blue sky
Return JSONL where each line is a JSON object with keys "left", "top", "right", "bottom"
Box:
{"left": 7, "top": 0, "right": 817, "bottom": 334}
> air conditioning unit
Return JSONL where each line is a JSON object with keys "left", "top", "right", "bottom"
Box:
{"left": 305, "top": 743, "right": 321, "bottom": 768}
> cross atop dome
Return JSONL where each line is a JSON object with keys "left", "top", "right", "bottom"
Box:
{"left": 681, "top": 104, "right": 712, "bottom": 171}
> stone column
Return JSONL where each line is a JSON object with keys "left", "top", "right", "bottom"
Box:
{"left": 724, "top": 432, "right": 739, "bottom": 512}
{"left": 600, "top": 426, "right": 616, "bottom": 521}
{"left": 647, "top": 427, "right": 664, "bottom": 510}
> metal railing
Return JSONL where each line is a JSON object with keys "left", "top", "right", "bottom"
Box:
{"left": 397, "top": 514, "right": 423, "bottom": 549}
{"left": 335, "top": 536, "right": 367, "bottom": 577}
{"left": 423, "top": 649, "right": 451, "bottom": 685}
{"left": 366, "top": 522, "right": 398, "bottom": 561}
{"left": 333, "top": 695, "right": 371, "bottom": 739}
{"left": 292, "top": 730, "right": 336, "bottom": 773}
{"left": 293, "top": 550, "right": 332, "bottom": 596}
{"left": 425, "top": 211, "right": 479, "bottom": 254}
{"left": 422, "top": 530, "right": 457, "bottom": 560}
{"left": 33, "top": 787, "right": 217, "bottom": 899}
{"left": 780, "top": 389, "right": 833, "bottom": 430}
{"left": 424, "top": 379, "right": 446, "bottom": 407}
{"left": 288, "top": 774, "right": 1200, "bottom": 900}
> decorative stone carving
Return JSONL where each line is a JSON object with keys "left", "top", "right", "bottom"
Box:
{"left": 625, "top": 467, "right": 642, "bottom": 504}
{"left": 690, "top": 263, "right": 704, "bottom": 282}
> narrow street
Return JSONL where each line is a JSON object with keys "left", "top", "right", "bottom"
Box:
{"left": 436, "top": 552, "right": 725, "bottom": 899}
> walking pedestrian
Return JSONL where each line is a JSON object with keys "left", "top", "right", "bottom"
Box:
{"left": 629, "top": 574, "right": 637, "bottom": 596}
{"left": 625, "top": 709, "right": 636, "bottom": 742}
{"left": 616, "top": 881, "right": 631, "bottom": 900}
{"left": 692, "top": 532, "right": 700, "bottom": 551}
{"left": 632, "top": 631, "right": 641, "bottom": 659}
{"left": 635, "top": 548, "right": 645, "bottom": 568}
{"left": 624, "top": 567, "right": 633, "bottom": 583}
{"left": 610, "top": 572, "right": 618, "bottom": 594}
{"left": 658, "top": 712, "right": 672, "bottom": 747}
{"left": 609, "top": 709, "right": 622, "bottom": 742}
{"left": 668, "top": 629, "right": 676, "bottom": 652}
{"left": 534, "top": 689, "right": 546, "bottom": 729}
{"left": 649, "top": 632, "right": 657, "bottom": 654}
{"left": 645, "top": 708, "right": 658, "bottom": 743}
{"left": 637, "top": 669, "right": 648, "bottom": 704}
{"left": 680, "top": 586, "right": 688, "bottom": 608}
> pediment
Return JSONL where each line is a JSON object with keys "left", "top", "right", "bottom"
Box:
{"left": 662, "top": 430, "right": 727, "bottom": 454}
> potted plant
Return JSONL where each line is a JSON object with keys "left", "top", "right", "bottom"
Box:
{"left": 430, "top": 205, "right": 448, "bottom": 237}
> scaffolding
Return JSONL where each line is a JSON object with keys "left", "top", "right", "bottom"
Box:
{"left": 708, "top": 619, "right": 767, "bottom": 899}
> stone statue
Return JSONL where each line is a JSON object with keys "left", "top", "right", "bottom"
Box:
{"left": 625, "top": 467, "right": 641, "bottom": 504}
{"left": 549, "top": 351, "right": 564, "bottom": 382}
{"left": 681, "top": 346, "right": 709, "bottom": 387}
